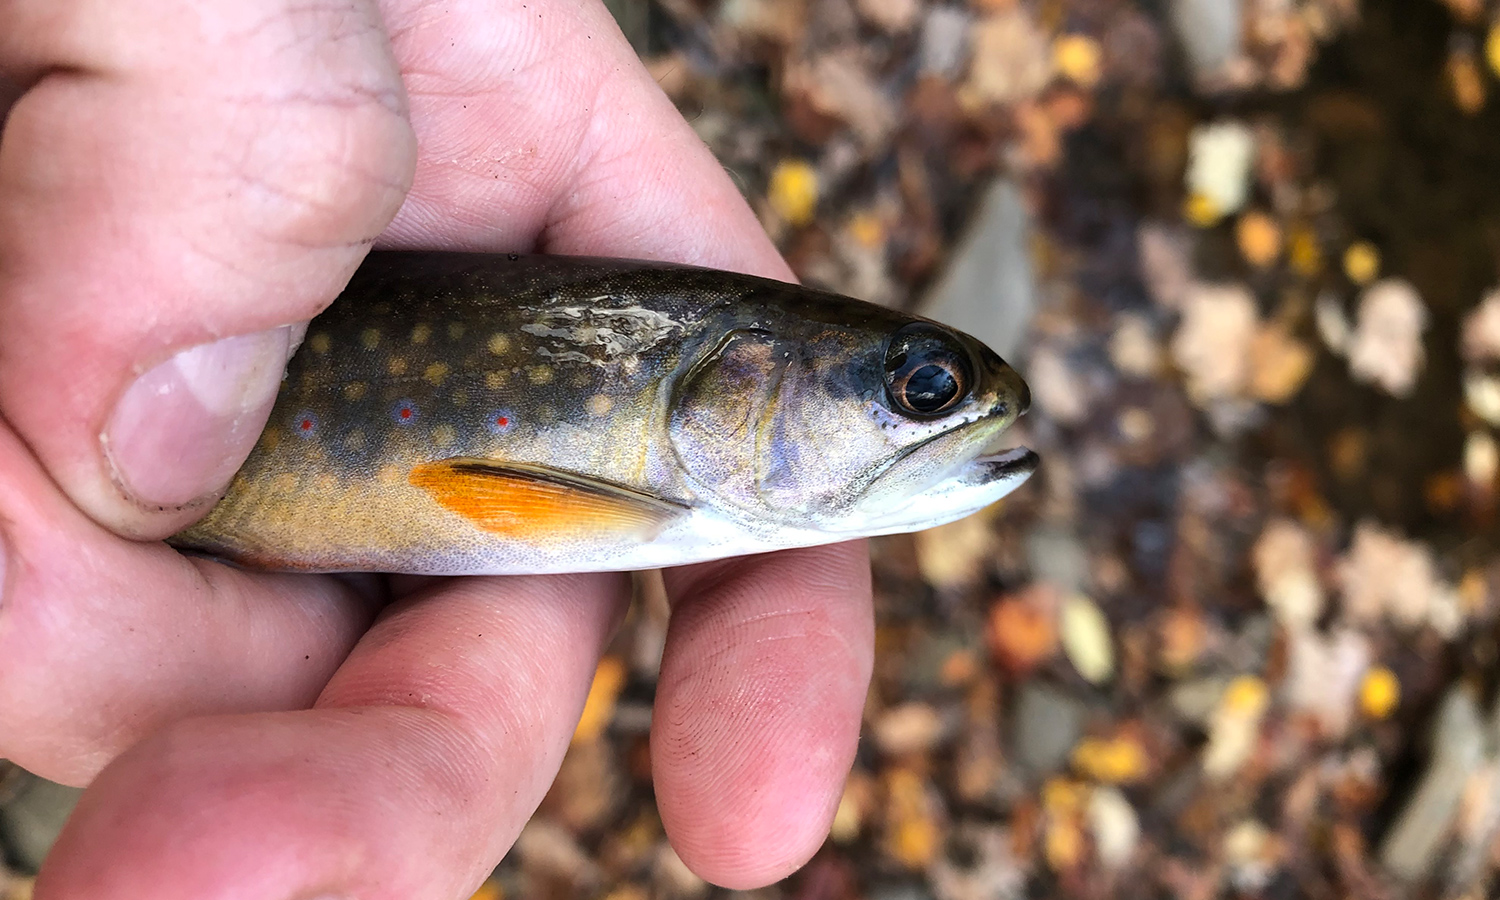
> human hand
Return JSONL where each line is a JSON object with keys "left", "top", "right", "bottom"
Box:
{"left": 0, "top": 1, "right": 873, "bottom": 895}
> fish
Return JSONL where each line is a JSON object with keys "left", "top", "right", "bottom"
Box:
{"left": 169, "top": 252, "right": 1037, "bottom": 574}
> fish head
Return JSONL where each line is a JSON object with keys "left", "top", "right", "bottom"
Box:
{"left": 668, "top": 298, "right": 1036, "bottom": 536}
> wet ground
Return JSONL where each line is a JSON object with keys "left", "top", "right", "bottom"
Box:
{"left": 9, "top": 0, "right": 1500, "bottom": 898}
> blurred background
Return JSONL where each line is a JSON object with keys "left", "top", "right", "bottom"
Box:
{"left": 9, "top": 0, "right": 1500, "bottom": 897}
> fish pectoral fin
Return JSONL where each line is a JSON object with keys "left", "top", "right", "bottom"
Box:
{"left": 409, "top": 458, "right": 689, "bottom": 540}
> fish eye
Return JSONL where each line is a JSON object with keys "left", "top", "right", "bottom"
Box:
{"left": 884, "top": 324, "right": 972, "bottom": 417}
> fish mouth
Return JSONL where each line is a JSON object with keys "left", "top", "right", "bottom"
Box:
{"left": 968, "top": 445, "right": 1040, "bottom": 484}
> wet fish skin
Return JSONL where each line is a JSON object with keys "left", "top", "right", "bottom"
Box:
{"left": 170, "top": 252, "right": 1035, "bottom": 574}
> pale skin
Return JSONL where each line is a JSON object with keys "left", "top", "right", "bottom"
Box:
{"left": 0, "top": 2, "right": 874, "bottom": 896}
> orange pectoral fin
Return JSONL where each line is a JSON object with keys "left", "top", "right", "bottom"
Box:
{"left": 409, "top": 458, "right": 689, "bottom": 541}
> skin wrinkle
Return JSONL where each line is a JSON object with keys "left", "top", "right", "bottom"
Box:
{"left": 252, "top": 3, "right": 388, "bottom": 62}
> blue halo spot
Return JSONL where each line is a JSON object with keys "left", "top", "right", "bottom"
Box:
{"left": 486, "top": 409, "right": 517, "bottom": 435}
{"left": 292, "top": 411, "right": 320, "bottom": 437}
{"left": 391, "top": 399, "right": 419, "bottom": 425}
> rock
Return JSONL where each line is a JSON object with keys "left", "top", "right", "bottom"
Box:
{"left": 0, "top": 772, "right": 81, "bottom": 874}
{"left": 1027, "top": 344, "right": 1090, "bottom": 425}
{"left": 1025, "top": 528, "right": 1089, "bottom": 594}
{"left": 1170, "top": 677, "right": 1230, "bottom": 726}
{"left": 918, "top": 5, "right": 972, "bottom": 78}
{"left": 917, "top": 179, "right": 1036, "bottom": 361}
{"left": 1381, "top": 686, "right": 1487, "bottom": 881}
{"left": 1170, "top": 0, "right": 1243, "bottom": 81}
{"left": 1013, "top": 683, "right": 1086, "bottom": 774}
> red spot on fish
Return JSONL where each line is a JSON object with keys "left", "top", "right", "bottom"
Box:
{"left": 487, "top": 409, "right": 517, "bottom": 435}
{"left": 291, "top": 410, "right": 320, "bottom": 438}
{"left": 391, "top": 399, "right": 419, "bottom": 425}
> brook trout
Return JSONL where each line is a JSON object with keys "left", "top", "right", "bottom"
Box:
{"left": 171, "top": 253, "right": 1037, "bottom": 574}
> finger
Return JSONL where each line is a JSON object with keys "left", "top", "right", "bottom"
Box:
{"left": 375, "top": 0, "right": 792, "bottom": 278}
{"left": 655, "top": 542, "right": 874, "bottom": 888}
{"left": 0, "top": 0, "right": 417, "bottom": 538}
{"left": 0, "top": 422, "right": 376, "bottom": 786}
{"left": 37, "top": 573, "right": 630, "bottom": 900}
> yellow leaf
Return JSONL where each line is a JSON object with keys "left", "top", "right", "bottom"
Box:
{"left": 768, "top": 160, "right": 819, "bottom": 226}
{"left": 572, "top": 656, "right": 627, "bottom": 745}
{"left": 1360, "top": 667, "right": 1400, "bottom": 719}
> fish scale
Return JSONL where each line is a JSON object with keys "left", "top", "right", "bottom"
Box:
{"left": 171, "top": 252, "right": 1037, "bottom": 574}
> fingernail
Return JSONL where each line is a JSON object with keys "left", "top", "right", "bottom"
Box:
{"left": 103, "top": 326, "right": 301, "bottom": 508}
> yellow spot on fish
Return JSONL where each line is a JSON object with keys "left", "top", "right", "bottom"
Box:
{"left": 424, "top": 362, "right": 450, "bottom": 386}
{"left": 345, "top": 430, "right": 366, "bottom": 452}
{"left": 485, "top": 371, "right": 507, "bottom": 390}
{"left": 411, "top": 323, "right": 432, "bottom": 344}
{"left": 488, "top": 334, "right": 511, "bottom": 355}
{"left": 452, "top": 391, "right": 469, "bottom": 407}
{"left": 528, "top": 365, "right": 554, "bottom": 385}
{"left": 260, "top": 427, "right": 282, "bottom": 452}
{"left": 448, "top": 323, "right": 466, "bottom": 340}
{"left": 314, "top": 473, "right": 339, "bottom": 493}
{"left": 377, "top": 463, "right": 403, "bottom": 485}
{"left": 308, "top": 333, "right": 331, "bottom": 354}
{"left": 431, "top": 424, "right": 457, "bottom": 448}
{"left": 344, "top": 381, "right": 367, "bottom": 402}
{"left": 271, "top": 472, "right": 299, "bottom": 493}
{"left": 361, "top": 328, "right": 381, "bottom": 350}
{"left": 585, "top": 394, "right": 613, "bottom": 417}
{"left": 388, "top": 357, "right": 408, "bottom": 376}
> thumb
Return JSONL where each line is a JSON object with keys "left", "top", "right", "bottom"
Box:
{"left": 0, "top": 0, "right": 416, "bottom": 538}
